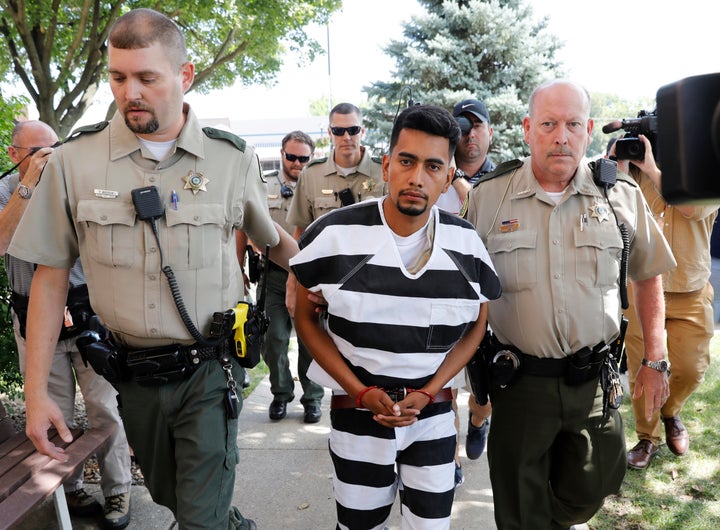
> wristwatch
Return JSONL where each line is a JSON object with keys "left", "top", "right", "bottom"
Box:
{"left": 451, "top": 168, "right": 466, "bottom": 183}
{"left": 17, "top": 184, "right": 32, "bottom": 199}
{"left": 641, "top": 357, "right": 671, "bottom": 373}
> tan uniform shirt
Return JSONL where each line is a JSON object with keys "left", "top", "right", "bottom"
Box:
{"left": 633, "top": 172, "right": 717, "bottom": 292}
{"left": 286, "top": 146, "right": 384, "bottom": 230}
{"left": 465, "top": 157, "right": 676, "bottom": 358}
{"left": 9, "top": 105, "right": 278, "bottom": 348}
{"left": 265, "top": 170, "right": 295, "bottom": 234}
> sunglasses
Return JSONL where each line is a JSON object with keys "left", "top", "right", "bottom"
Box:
{"left": 283, "top": 152, "right": 310, "bottom": 163}
{"left": 330, "top": 126, "right": 362, "bottom": 137}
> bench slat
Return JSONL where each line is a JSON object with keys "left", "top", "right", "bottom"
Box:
{"left": 0, "top": 427, "right": 113, "bottom": 530}
{"left": 0, "top": 430, "right": 82, "bottom": 502}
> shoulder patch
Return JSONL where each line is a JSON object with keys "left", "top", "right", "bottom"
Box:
{"left": 306, "top": 156, "right": 327, "bottom": 167}
{"left": 473, "top": 159, "right": 524, "bottom": 187}
{"left": 202, "top": 127, "right": 246, "bottom": 152}
{"left": 65, "top": 121, "right": 109, "bottom": 142}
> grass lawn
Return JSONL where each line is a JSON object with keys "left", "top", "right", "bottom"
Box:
{"left": 590, "top": 333, "right": 720, "bottom": 529}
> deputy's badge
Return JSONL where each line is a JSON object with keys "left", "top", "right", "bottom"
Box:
{"left": 183, "top": 171, "right": 209, "bottom": 195}
{"left": 589, "top": 202, "right": 610, "bottom": 223}
{"left": 362, "top": 178, "right": 376, "bottom": 192}
{"left": 499, "top": 218, "right": 519, "bottom": 232}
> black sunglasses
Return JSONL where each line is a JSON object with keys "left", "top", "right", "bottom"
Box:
{"left": 283, "top": 152, "right": 310, "bottom": 163}
{"left": 330, "top": 126, "right": 362, "bottom": 137}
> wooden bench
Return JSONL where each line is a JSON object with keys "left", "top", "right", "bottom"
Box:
{"left": 0, "top": 426, "right": 114, "bottom": 530}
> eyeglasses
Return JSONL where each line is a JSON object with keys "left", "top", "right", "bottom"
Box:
{"left": 11, "top": 145, "right": 43, "bottom": 154}
{"left": 330, "top": 126, "right": 362, "bottom": 137}
{"left": 283, "top": 152, "right": 310, "bottom": 163}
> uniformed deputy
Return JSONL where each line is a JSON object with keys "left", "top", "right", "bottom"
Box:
{"left": 284, "top": 103, "right": 385, "bottom": 395}
{"left": 285, "top": 102, "right": 385, "bottom": 240}
{"left": 465, "top": 80, "right": 675, "bottom": 530}
{"left": 259, "top": 130, "right": 325, "bottom": 423}
{"left": 10, "top": 9, "right": 297, "bottom": 530}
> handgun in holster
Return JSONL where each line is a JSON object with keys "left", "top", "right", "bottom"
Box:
{"left": 466, "top": 327, "right": 494, "bottom": 406}
{"left": 76, "top": 316, "right": 130, "bottom": 384}
{"left": 211, "top": 245, "right": 271, "bottom": 368}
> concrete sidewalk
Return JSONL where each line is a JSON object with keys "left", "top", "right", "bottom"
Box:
{"left": 20, "top": 346, "right": 496, "bottom": 529}
{"left": 234, "top": 371, "right": 496, "bottom": 529}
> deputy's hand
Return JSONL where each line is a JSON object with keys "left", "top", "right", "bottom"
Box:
{"left": 285, "top": 273, "right": 297, "bottom": 317}
{"left": 632, "top": 365, "right": 670, "bottom": 421}
{"left": 25, "top": 393, "right": 73, "bottom": 462}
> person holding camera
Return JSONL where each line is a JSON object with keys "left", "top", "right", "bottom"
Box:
{"left": 465, "top": 80, "right": 675, "bottom": 529}
{"left": 258, "top": 130, "right": 325, "bottom": 422}
{"left": 1, "top": 120, "right": 133, "bottom": 528}
{"left": 9, "top": 9, "right": 298, "bottom": 530}
{"left": 436, "top": 98, "right": 496, "bottom": 215}
{"left": 285, "top": 103, "right": 385, "bottom": 423}
{"left": 292, "top": 104, "right": 501, "bottom": 529}
{"left": 609, "top": 134, "right": 717, "bottom": 469}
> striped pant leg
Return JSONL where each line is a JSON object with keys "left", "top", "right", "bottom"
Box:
{"left": 329, "top": 402, "right": 457, "bottom": 530}
{"left": 330, "top": 408, "right": 399, "bottom": 530}
{"left": 397, "top": 402, "right": 456, "bottom": 529}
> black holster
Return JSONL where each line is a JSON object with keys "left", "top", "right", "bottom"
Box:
{"left": 76, "top": 317, "right": 130, "bottom": 385}
{"left": 466, "top": 330, "right": 494, "bottom": 405}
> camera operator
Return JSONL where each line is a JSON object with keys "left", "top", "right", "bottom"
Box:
{"left": 609, "top": 133, "right": 718, "bottom": 469}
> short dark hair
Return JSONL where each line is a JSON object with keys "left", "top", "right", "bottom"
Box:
{"left": 329, "top": 102, "right": 361, "bottom": 122}
{"left": 109, "top": 8, "right": 187, "bottom": 71}
{"left": 389, "top": 105, "right": 461, "bottom": 159}
{"left": 281, "top": 130, "right": 315, "bottom": 153}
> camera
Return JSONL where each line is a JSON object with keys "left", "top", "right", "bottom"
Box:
{"left": 603, "top": 110, "right": 658, "bottom": 161}
{"left": 614, "top": 138, "right": 645, "bottom": 160}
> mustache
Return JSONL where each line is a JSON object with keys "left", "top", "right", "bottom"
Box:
{"left": 125, "top": 101, "right": 153, "bottom": 112}
{"left": 549, "top": 148, "right": 574, "bottom": 157}
{"left": 399, "top": 189, "right": 429, "bottom": 200}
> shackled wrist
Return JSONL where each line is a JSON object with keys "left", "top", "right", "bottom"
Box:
{"left": 355, "top": 386, "right": 379, "bottom": 408}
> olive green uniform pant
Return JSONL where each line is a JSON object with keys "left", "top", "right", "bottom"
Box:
{"left": 261, "top": 265, "right": 324, "bottom": 405}
{"left": 488, "top": 375, "right": 626, "bottom": 530}
{"left": 116, "top": 360, "right": 253, "bottom": 530}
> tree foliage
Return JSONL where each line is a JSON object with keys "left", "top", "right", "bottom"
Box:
{"left": 0, "top": 90, "right": 27, "bottom": 396}
{"left": 363, "top": 0, "right": 564, "bottom": 160}
{"left": 0, "top": 0, "right": 341, "bottom": 138}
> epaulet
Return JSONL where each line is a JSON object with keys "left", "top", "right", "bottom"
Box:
{"left": 202, "top": 127, "right": 246, "bottom": 152}
{"left": 65, "top": 121, "right": 109, "bottom": 142}
{"left": 473, "top": 159, "right": 524, "bottom": 188}
{"left": 306, "top": 156, "right": 327, "bottom": 167}
{"left": 371, "top": 155, "right": 383, "bottom": 164}
{"left": 615, "top": 172, "right": 638, "bottom": 188}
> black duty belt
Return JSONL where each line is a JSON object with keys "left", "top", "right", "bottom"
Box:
{"left": 520, "top": 354, "right": 570, "bottom": 377}
{"left": 125, "top": 340, "right": 229, "bottom": 385}
{"left": 330, "top": 387, "right": 454, "bottom": 409}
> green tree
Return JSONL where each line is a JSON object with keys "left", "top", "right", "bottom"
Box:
{"left": 0, "top": 0, "right": 341, "bottom": 138}
{"left": 362, "top": 0, "right": 564, "bottom": 159}
{"left": 0, "top": 90, "right": 28, "bottom": 396}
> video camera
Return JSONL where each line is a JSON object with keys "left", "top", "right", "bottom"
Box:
{"left": 602, "top": 110, "right": 658, "bottom": 161}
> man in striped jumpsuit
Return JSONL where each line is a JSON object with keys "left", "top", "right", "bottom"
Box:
{"left": 291, "top": 104, "right": 502, "bottom": 529}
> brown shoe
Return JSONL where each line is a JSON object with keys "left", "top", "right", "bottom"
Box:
{"left": 627, "top": 439, "right": 658, "bottom": 469}
{"left": 664, "top": 416, "right": 690, "bottom": 456}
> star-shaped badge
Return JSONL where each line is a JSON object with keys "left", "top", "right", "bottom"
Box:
{"left": 183, "top": 171, "right": 209, "bottom": 195}
{"left": 589, "top": 202, "right": 610, "bottom": 222}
